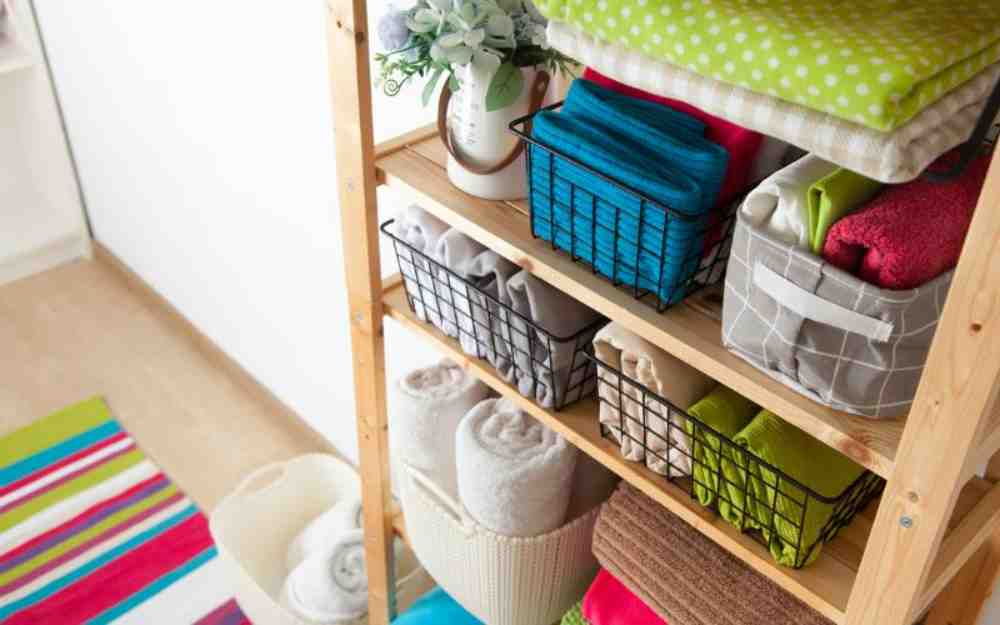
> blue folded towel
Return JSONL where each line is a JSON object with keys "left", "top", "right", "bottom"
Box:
{"left": 391, "top": 588, "right": 483, "bottom": 625}
{"left": 527, "top": 80, "right": 728, "bottom": 304}
{"left": 561, "top": 80, "right": 729, "bottom": 212}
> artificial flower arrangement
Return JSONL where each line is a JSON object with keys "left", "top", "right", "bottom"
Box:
{"left": 375, "top": 0, "right": 575, "bottom": 111}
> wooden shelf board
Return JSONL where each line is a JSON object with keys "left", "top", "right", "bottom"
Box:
{"left": 382, "top": 279, "right": 997, "bottom": 624}
{"left": 375, "top": 136, "right": 904, "bottom": 478}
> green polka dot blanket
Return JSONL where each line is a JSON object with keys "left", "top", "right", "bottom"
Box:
{"left": 535, "top": 0, "right": 1000, "bottom": 132}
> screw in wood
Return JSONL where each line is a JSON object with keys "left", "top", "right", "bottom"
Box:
{"left": 900, "top": 516, "right": 914, "bottom": 528}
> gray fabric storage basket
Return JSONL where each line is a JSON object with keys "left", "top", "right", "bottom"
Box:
{"left": 722, "top": 212, "right": 952, "bottom": 419}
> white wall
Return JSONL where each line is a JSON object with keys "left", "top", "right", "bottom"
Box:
{"left": 33, "top": 0, "right": 439, "bottom": 463}
{"left": 0, "top": 0, "right": 88, "bottom": 285}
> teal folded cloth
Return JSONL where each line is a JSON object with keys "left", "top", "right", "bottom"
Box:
{"left": 561, "top": 79, "right": 728, "bottom": 213}
{"left": 392, "top": 588, "right": 483, "bottom": 625}
{"left": 529, "top": 81, "right": 727, "bottom": 303}
{"left": 734, "top": 411, "right": 867, "bottom": 568}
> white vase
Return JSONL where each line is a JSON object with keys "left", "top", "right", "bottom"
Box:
{"left": 443, "top": 63, "right": 544, "bottom": 201}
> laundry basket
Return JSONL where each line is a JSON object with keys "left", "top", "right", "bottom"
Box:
{"left": 722, "top": 212, "right": 952, "bottom": 419}
{"left": 210, "top": 454, "right": 432, "bottom": 625}
{"left": 399, "top": 463, "right": 599, "bottom": 625}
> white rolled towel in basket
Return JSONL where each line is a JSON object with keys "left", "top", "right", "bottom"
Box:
{"left": 456, "top": 397, "right": 578, "bottom": 537}
{"left": 390, "top": 360, "right": 491, "bottom": 498}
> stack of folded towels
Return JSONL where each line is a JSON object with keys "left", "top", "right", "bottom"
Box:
{"left": 586, "top": 483, "right": 836, "bottom": 625}
{"left": 395, "top": 207, "right": 603, "bottom": 408}
{"left": 536, "top": 0, "right": 1000, "bottom": 184}
{"left": 593, "top": 324, "right": 866, "bottom": 568}
{"left": 529, "top": 79, "right": 729, "bottom": 304}
{"left": 389, "top": 360, "right": 619, "bottom": 537}
{"left": 686, "top": 386, "right": 865, "bottom": 568}
{"left": 743, "top": 149, "right": 991, "bottom": 290}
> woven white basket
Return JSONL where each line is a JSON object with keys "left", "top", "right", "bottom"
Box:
{"left": 210, "top": 454, "right": 432, "bottom": 625}
{"left": 399, "top": 463, "right": 600, "bottom": 625}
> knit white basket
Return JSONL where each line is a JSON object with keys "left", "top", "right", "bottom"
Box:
{"left": 210, "top": 454, "right": 432, "bottom": 625}
{"left": 399, "top": 463, "right": 600, "bottom": 625}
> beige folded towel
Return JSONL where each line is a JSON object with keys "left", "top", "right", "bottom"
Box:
{"left": 593, "top": 323, "right": 715, "bottom": 476}
{"left": 593, "top": 484, "right": 832, "bottom": 625}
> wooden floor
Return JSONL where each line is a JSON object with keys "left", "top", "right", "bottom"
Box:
{"left": 0, "top": 251, "right": 332, "bottom": 511}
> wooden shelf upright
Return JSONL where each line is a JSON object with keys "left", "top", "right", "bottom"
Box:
{"left": 327, "top": 1, "right": 1000, "bottom": 623}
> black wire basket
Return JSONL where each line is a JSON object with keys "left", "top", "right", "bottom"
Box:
{"left": 509, "top": 103, "right": 742, "bottom": 313}
{"left": 587, "top": 354, "right": 885, "bottom": 568}
{"left": 381, "top": 219, "right": 604, "bottom": 411}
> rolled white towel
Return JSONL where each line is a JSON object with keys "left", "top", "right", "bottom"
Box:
{"left": 281, "top": 529, "right": 404, "bottom": 624}
{"left": 505, "top": 271, "right": 602, "bottom": 408}
{"left": 456, "top": 398, "right": 578, "bottom": 537}
{"left": 286, "top": 497, "right": 364, "bottom": 572}
{"left": 740, "top": 154, "right": 837, "bottom": 250}
{"left": 396, "top": 205, "right": 449, "bottom": 325}
{"left": 433, "top": 229, "right": 487, "bottom": 350}
{"left": 389, "top": 360, "right": 491, "bottom": 499}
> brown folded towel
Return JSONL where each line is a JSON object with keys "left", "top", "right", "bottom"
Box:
{"left": 593, "top": 483, "right": 833, "bottom": 625}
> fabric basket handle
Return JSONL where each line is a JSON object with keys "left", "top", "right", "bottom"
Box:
{"left": 437, "top": 70, "right": 550, "bottom": 176}
{"left": 403, "top": 464, "right": 476, "bottom": 538}
{"left": 753, "top": 262, "right": 894, "bottom": 343}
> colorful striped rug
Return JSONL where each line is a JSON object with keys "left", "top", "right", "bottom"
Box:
{"left": 0, "top": 397, "right": 250, "bottom": 624}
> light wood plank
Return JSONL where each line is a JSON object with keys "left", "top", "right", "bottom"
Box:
{"left": 328, "top": 0, "right": 396, "bottom": 621}
{"left": 844, "top": 145, "right": 1000, "bottom": 625}
{"left": 926, "top": 530, "right": 1000, "bottom": 625}
{"left": 377, "top": 141, "right": 903, "bottom": 478}
{"left": 383, "top": 277, "right": 997, "bottom": 624}
{"left": 375, "top": 124, "right": 439, "bottom": 160}
{"left": 918, "top": 481, "right": 1000, "bottom": 616}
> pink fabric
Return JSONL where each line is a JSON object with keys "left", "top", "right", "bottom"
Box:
{"left": 822, "top": 152, "right": 991, "bottom": 290}
{"left": 583, "top": 569, "right": 667, "bottom": 625}
{"left": 583, "top": 69, "right": 763, "bottom": 207}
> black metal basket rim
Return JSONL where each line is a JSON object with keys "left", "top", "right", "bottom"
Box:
{"left": 584, "top": 351, "right": 875, "bottom": 505}
{"left": 381, "top": 218, "right": 607, "bottom": 343}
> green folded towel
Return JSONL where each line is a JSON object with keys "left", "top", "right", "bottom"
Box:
{"left": 685, "top": 386, "right": 757, "bottom": 528}
{"left": 807, "top": 169, "right": 882, "bottom": 254}
{"left": 561, "top": 601, "right": 588, "bottom": 625}
{"left": 735, "top": 410, "right": 866, "bottom": 568}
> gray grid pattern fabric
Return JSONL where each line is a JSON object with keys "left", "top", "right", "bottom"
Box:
{"left": 547, "top": 22, "right": 1000, "bottom": 184}
{"left": 721, "top": 213, "right": 952, "bottom": 419}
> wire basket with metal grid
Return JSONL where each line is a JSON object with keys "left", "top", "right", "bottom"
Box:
{"left": 509, "top": 103, "right": 741, "bottom": 313}
{"left": 587, "top": 353, "right": 885, "bottom": 568}
{"left": 381, "top": 219, "right": 604, "bottom": 411}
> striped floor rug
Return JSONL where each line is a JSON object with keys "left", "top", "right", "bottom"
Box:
{"left": 0, "top": 397, "right": 250, "bottom": 624}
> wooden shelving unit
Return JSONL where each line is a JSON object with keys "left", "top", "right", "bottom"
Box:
{"left": 327, "top": 1, "right": 1000, "bottom": 624}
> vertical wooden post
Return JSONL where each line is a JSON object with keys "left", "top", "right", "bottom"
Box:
{"left": 327, "top": 0, "right": 396, "bottom": 623}
{"left": 845, "top": 153, "right": 1000, "bottom": 625}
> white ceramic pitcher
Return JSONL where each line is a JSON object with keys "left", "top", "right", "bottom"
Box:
{"left": 439, "top": 63, "right": 549, "bottom": 201}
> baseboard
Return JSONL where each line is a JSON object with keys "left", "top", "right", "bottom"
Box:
{"left": 0, "top": 232, "right": 90, "bottom": 286}
{"left": 92, "top": 241, "right": 338, "bottom": 457}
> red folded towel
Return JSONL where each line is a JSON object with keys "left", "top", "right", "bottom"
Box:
{"left": 583, "top": 69, "right": 763, "bottom": 207}
{"left": 822, "top": 152, "right": 991, "bottom": 290}
{"left": 583, "top": 569, "right": 668, "bottom": 625}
